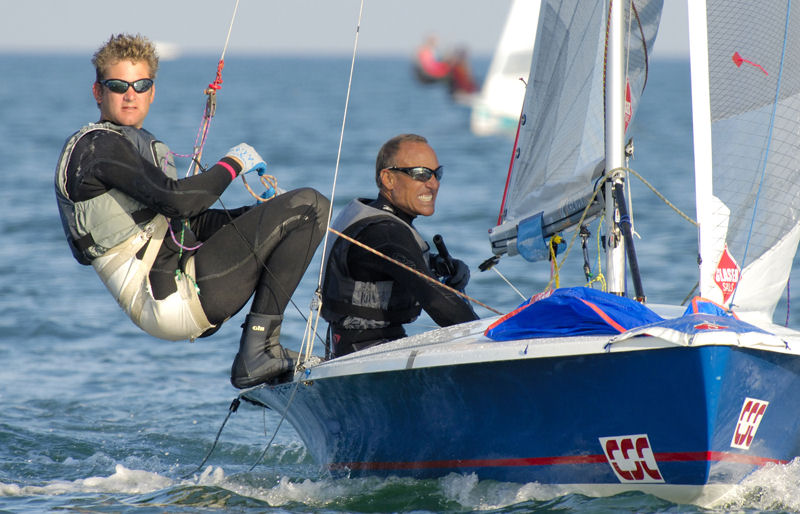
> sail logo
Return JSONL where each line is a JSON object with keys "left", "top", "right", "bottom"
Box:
{"left": 731, "top": 397, "right": 769, "bottom": 450}
{"left": 599, "top": 434, "right": 664, "bottom": 483}
{"left": 714, "top": 245, "right": 740, "bottom": 304}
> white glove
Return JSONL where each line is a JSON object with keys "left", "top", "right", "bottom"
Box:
{"left": 225, "top": 143, "right": 267, "bottom": 175}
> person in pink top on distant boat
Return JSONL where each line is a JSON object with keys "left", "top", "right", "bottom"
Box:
{"left": 414, "top": 35, "right": 451, "bottom": 83}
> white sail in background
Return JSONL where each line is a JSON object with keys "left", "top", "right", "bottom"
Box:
{"left": 470, "top": 0, "right": 539, "bottom": 137}
{"left": 490, "top": 0, "right": 662, "bottom": 259}
{"left": 692, "top": 1, "right": 800, "bottom": 321}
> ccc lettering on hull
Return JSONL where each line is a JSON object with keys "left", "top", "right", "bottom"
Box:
{"left": 599, "top": 434, "right": 664, "bottom": 483}
{"left": 731, "top": 397, "right": 769, "bottom": 450}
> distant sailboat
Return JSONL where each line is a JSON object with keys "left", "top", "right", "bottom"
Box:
{"left": 470, "top": 0, "right": 540, "bottom": 137}
{"left": 154, "top": 41, "right": 180, "bottom": 61}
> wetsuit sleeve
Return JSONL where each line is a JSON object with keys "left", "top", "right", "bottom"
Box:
{"left": 351, "top": 221, "right": 478, "bottom": 326}
{"left": 68, "top": 130, "right": 240, "bottom": 218}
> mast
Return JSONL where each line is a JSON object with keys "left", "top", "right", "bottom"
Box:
{"left": 687, "top": 0, "right": 716, "bottom": 302}
{"left": 604, "top": 0, "right": 627, "bottom": 295}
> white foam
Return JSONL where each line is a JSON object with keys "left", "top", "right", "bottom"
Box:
{"left": 716, "top": 458, "right": 800, "bottom": 511}
{"left": 0, "top": 464, "right": 173, "bottom": 496}
{"left": 440, "top": 473, "right": 565, "bottom": 510}
{"left": 3, "top": 460, "right": 800, "bottom": 510}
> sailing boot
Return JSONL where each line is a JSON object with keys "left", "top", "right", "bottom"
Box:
{"left": 230, "top": 313, "right": 299, "bottom": 388}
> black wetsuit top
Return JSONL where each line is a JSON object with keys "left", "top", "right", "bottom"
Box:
{"left": 65, "top": 127, "right": 330, "bottom": 333}
{"left": 330, "top": 196, "right": 478, "bottom": 355}
{"left": 65, "top": 128, "right": 243, "bottom": 301}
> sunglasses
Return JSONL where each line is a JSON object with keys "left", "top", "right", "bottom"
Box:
{"left": 387, "top": 165, "right": 444, "bottom": 182}
{"left": 99, "top": 78, "right": 154, "bottom": 94}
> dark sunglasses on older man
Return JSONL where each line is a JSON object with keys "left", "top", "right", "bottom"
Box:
{"left": 387, "top": 165, "right": 443, "bottom": 182}
{"left": 99, "top": 78, "right": 154, "bottom": 94}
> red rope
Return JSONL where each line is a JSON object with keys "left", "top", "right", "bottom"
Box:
{"left": 208, "top": 59, "right": 225, "bottom": 91}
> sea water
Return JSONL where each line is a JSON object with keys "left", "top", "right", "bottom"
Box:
{"left": 1, "top": 53, "right": 799, "bottom": 513}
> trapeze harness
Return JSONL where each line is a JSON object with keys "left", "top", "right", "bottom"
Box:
{"left": 54, "top": 122, "right": 213, "bottom": 341}
{"left": 321, "top": 198, "right": 431, "bottom": 331}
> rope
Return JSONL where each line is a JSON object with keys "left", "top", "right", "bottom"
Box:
{"left": 544, "top": 180, "right": 605, "bottom": 292}
{"left": 584, "top": 214, "right": 608, "bottom": 290}
{"left": 241, "top": 172, "right": 280, "bottom": 202}
{"left": 328, "top": 227, "right": 501, "bottom": 315}
{"left": 548, "top": 235, "right": 564, "bottom": 288}
{"left": 184, "top": 0, "right": 241, "bottom": 177}
{"left": 625, "top": 167, "right": 697, "bottom": 226}
{"left": 181, "top": 397, "right": 241, "bottom": 479}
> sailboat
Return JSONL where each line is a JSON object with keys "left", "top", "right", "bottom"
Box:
{"left": 470, "top": 0, "right": 540, "bottom": 137}
{"left": 243, "top": 0, "right": 800, "bottom": 506}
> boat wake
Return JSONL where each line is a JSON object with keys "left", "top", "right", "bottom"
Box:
{"left": 2, "top": 458, "right": 800, "bottom": 511}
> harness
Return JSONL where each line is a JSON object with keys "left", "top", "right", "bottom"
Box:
{"left": 321, "top": 198, "right": 430, "bottom": 328}
{"left": 54, "top": 122, "right": 213, "bottom": 340}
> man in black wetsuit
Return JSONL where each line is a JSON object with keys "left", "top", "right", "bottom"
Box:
{"left": 54, "top": 33, "right": 330, "bottom": 388}
{"left": 321, "top": 134, "right": 478, "bottom": 357}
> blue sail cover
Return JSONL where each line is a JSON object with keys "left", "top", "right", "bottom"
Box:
{"left": 683, "top": 296, "right": 735, "bottom": 317}
{"left": 485, "top": 287, "right": 663, "bottom": 341}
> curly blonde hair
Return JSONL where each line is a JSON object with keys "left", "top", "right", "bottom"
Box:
{"left": 92, "top": 33, "right": 159, "bottom": 81}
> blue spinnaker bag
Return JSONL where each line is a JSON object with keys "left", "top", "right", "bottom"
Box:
{"left": 485, "top": 287, "right": 664, "bottom": 341}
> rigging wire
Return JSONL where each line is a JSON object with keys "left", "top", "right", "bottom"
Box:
{"left": 482, "top": 260, "right": 527, "bottom": 300}
{"left": 229, "top": 2, "right": 367, "bottom": 473}
{"left": 298, "top": 0, "right": 366, "bottom": 362}
{"left": 248, "top": 382, "right": 301, "bottom": 471}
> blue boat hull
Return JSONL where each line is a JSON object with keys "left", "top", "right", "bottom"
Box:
{"left": 245, "top": 343, "right": 800, "bottom": 501}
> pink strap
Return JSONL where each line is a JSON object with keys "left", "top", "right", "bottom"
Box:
{"left": 217, "top": 160, "right": 237, "bottom": 180}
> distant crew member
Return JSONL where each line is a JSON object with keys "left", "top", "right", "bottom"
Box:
{"left": 414, "top": 35, "right": 451, "bottom": 83}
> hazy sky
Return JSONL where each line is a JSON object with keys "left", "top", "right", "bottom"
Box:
{"left": 0, "top": 1, "right": 688, "bottom": 58}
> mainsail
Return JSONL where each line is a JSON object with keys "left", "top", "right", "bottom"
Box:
{"left": 489, "top": 0, "right": 663, "bottom": 260}
{"left": 692, "top": 0, "right": 800, "bottom": 320}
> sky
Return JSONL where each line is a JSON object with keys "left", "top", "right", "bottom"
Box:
{"left": 0, "top": 1, "right": 688, "bottom": 59}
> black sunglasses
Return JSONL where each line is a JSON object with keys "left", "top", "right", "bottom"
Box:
{"left": 387, "top": 165, "right": 443, "bottom": 182}
{"left": 99, "top": 78, "right": 154, "bottom": 94}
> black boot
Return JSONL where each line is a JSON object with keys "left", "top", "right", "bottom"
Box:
{"left": 230, "top": 313, "right": 299, "bottom": 388}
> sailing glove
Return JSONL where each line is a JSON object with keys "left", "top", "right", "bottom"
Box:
{"left": 225, "top": 143, "right": 267, "bottom": 176}
{"left": 444, "top": 259, "right": 470, "bottom": 292}
{"left": 430, "top": 253, "right": 454, "bottom": 278}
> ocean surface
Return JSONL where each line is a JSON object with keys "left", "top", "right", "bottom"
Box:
{"left": 2, "top": 52, "right": 800, "bottom": 513}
